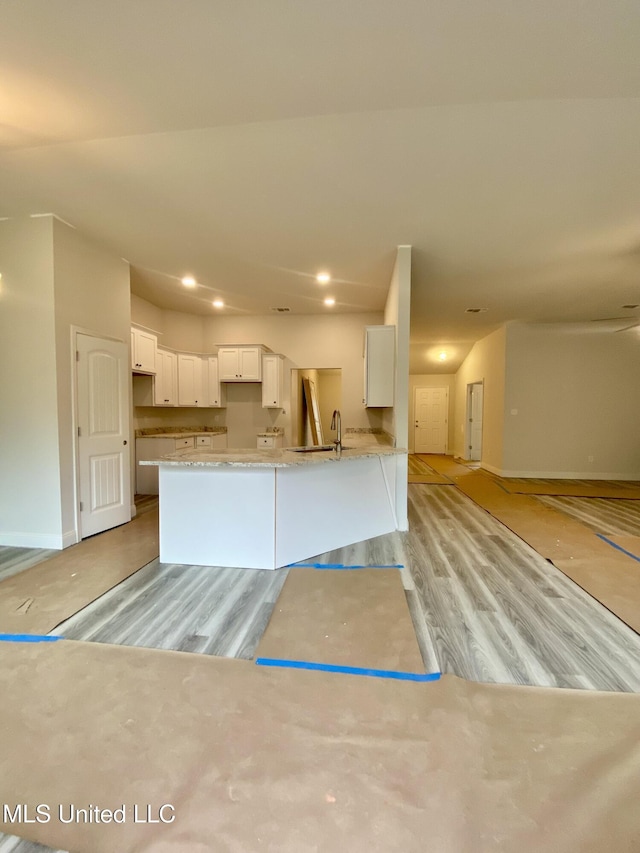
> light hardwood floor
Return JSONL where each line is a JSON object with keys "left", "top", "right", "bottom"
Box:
{"left": 536, "top": 494, "right": 640, "bottom": 535}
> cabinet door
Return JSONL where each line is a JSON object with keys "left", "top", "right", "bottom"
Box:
{"left": 262, "top": 354, "right": 283, "bottom": 407}
{"left": 364, "top": 326, "right": 395, "bottom": 407}
{"left": 130, "top": 329, "right": 136, "bottom": 370}
{"left": 132, "top": 328, "right": 157, "bottom": 373}
{"left": 177, "top": 354, "right": 203, "bottom": 406}
{"left": 207, "top": 357, "right": 227, "bottom": 407}
{"left": 238, "top": 347, "right": 261, "bottom": 381}
{"left": 154, "top": 350, "right": 177, "bottom": 406}
{"left": 218, "top": 348, "right": 239, "bottom": 381}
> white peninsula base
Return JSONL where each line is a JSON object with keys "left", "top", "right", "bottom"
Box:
{"left": 156, "top": 451, "right": 401, "bottom": 569}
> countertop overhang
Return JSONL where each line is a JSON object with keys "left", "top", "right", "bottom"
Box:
{"left": 140, "top": 446, "right": 406, "bottom": 469}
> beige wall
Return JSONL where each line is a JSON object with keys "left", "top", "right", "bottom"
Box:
{"left": 0, "top": 217, "right": 62, "bottom": 546}
{"left": 162, "top": 309, "right": 206, "bottom": 352}
{"left": 408, "top": 374, "right": 456, "bottom": 453}
{"left": 130, "top": 293, "right": 163, "bottom": 333}
{"left": 453, "top": 326, "right": 506, "bottom": 471}
{"left": 502, "top": 323, "right": 640, "bottom": 478}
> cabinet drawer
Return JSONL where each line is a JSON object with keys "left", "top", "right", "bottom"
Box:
{"left": 196, "top": 435, "right": 212, "bottom": 447}
{"left": 175, "top": 437, "right": 194, "bottom": 450}
{"left": 257, "top": 435, "right": 282, "bottom": 448}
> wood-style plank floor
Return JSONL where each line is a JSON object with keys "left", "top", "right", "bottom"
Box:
{"left": 0, "top": 545, "right": 57, "bottom": 583}
{"left": 406, "top": 484, "right": 640, "bottom": 691}
{"left": 0, "top": 837, "right": 65, "bottom": 853}
{"left": 54, "top": 560, "right": 289, "bottom": 659}
{"left": 536, "top": 494, "right": 640, "bottom": 535}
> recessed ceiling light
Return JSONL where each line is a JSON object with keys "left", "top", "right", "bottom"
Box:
{"left": 181, "top": 276, "right": 197, "bottom": 288}
{"left": 465, "top": 307, "right": 488, "bottom": 313}
{"left": 438, "top": 352, "right": 447, "bottom": 361}
{"left": 316, "top": 272, "right": 331, "bottom": 284}
{"left": 324, "top": 297, "right": 335, "bottom": 306}
{"left": 212, "top": 299, "right": 224, "bottom": 308}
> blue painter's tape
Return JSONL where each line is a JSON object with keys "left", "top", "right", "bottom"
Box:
{"left": 596, "top": 534, "right": 640, "bottom": 563}
{"left": 289, "top": 563, "right": 404, "bottom": 569}
{"left": 0, "top": 634, "right": 63, "bottom": 643}
{"left": 255, "top": 657, "right": 441, "bottom": 682}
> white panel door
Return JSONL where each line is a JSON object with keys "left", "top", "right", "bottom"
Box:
{"left": 77, "top": 334, "right": 131, "bottom": 538}
{"left": 469, "top": 383, "right": 484, "bottom": 461}
{"left": 414, "top": 387, "right": 448, "bottom": 454}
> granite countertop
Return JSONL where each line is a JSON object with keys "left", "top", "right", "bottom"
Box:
{"left": 136, "top": 427, "right": 227, "bottom": 438}
{"left": 140, "top": 445, "right": 406, "bottom": 468}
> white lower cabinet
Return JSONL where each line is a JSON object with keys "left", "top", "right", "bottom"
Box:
{"left": 257, "top": 434, "right": 284, "bottom": 449}
{"left": 136, "top": 433, "right": 228, "bottom": 493}
{"left": 136, "top": 436, "right": 195, "bottom": 494}
{"left": 196, "top": 433, "right": 228, "bottom": 450}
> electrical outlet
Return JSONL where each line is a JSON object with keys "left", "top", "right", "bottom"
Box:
{"left": 588, "top": 455, "right": 594, "bottom": 463}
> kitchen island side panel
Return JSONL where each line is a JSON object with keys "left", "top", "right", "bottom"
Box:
{"left": 158, "top": 466, "right": 276, "bottom": 569}
{"left": 273, "top": 455, "right": 398, "bottom": 568}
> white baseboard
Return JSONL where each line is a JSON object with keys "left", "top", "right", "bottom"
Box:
{"left": 62, "top": 529, "right": 79, "bottom": 549}
{"left": 481, "top": 462, "right": 502, "bottom": 476}
{"left": 131, "top": 504, "right": 137, "bottom": 517}
{"left": 0, "top": 531, "right": 66, "bottom": 549}
{"left": 481, "top": 462, "right": 640, "bottom": 480}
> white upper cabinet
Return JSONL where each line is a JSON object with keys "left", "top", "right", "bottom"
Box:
{"left": 262, "top": 354, "right": 284, "bottom": 408}
{"left": 177, "top": 354, "right": 207, "bottom": 407}
{"left": 364, "top": 325, "right": 395, "bottom": 407}
{"left": 154, "top": 349, "right": 177, "bottom": 406}
{"left": 131, "top": 327, "right": 157, "bottom": 373}
{"left": 218, "top": 347, "right": 262, "bottom": 381}
{"left": 206, "top": 356, "right": 227, "bottom": 408}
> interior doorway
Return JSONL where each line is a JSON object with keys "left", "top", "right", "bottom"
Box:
{"left": 414, "top": 387, "right": 448, "bottom": 454}
{"left": 75, "top": 332, "right": 131, "bottom": 538}
{"left": 465, "top": 381, "right": 484, "bottom": 462}
{"left": 292, "top": 368, "right": 342, "bottom": 447}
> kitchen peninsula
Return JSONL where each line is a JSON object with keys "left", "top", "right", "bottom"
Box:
{"left": 141, "top": 446, "right": 406, "bottom": 569}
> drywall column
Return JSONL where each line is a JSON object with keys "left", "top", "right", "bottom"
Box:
{"left": 383, "top": 245, "right": 412, "bottom": 530}
{"left": 0, "top": 217, "right": 64, "bottom": 547}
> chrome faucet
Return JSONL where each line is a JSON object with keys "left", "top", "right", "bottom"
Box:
{"left": 331, "top": 409, "right": 342, "bottom": 452}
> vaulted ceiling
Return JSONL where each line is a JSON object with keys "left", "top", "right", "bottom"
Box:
{"left": 1, "top": 0, "right": 639, "bottom": 372}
